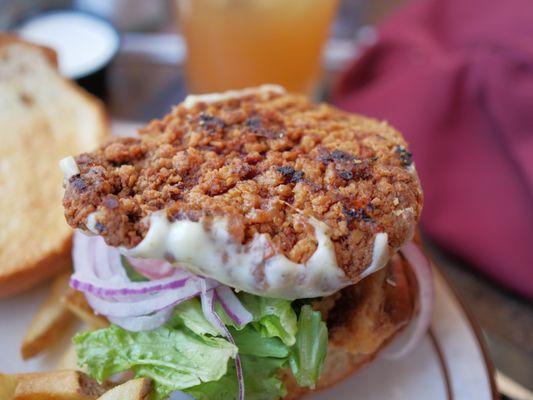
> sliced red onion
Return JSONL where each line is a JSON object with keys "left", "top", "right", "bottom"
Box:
{"left": 70, "top": 274, "right": 192, "bottom": 297}
{"left": 200, "top": 285, "right": 225, "bottom": 335}
{"left": 72, "top": 231, "right": 258, "bottom": 398}
{"left": 381, "top": 241, "right": 434, "bottom": 360}
{"left": 108, "top": 250, "right": 128, "bottom": 279}
{"left": 200, "top": 285, "right": 244, "bottom": 400}
{"left": 72, "top": 230, "right": 95, "bottom": 277}
{"left": 93, "top": 234, "right": 115, "bottom": 279}
{"left": 85, "top": 279, "right": 207, "bottom": 318}
{"left": 72, "top": 233, "right": 194, "bottom": 297}
{"left": 71, "top": 231, "right": 252, "bottom": 340}
{"left": 126, "top": 257, "right": 176, "bottom": 279}
{"left": 215, "top": 286, "right": 253, "bottom": 327}
{"left": 108, "top": 308, "right": 174, "bottom": 332}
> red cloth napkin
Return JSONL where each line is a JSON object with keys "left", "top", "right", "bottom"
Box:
{"left": 334, "top": 0, "right": 533, "bottom": 299}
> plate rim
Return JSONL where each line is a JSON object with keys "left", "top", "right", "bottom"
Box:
{"left": 432, "top": 268, "right": 498, "bottom": 399}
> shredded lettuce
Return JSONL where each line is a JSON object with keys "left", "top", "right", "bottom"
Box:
{"left": 75, "top": 296, "right": 327, "bottom": 400}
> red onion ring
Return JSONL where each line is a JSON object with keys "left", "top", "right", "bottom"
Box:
{"left": 381, "top": 240, "right": 434, "bottom": 360}
{"left": 71, "top": 231, "right": 252, "bottom": 338}
{"left": 108, "top": 308, "right": 174, "bottom": 332}
{"left": 215, "top": 286, "right": 253, "bottom": 327}
{"left": 70, "top": 275, "right": 192, "bottom": 297}
{"left": 108, "top": 249, "right": 128, "bottom": 279}
{"left": 84, "top": 279, "right": 212, "bottom": 318}
{"left": 72, "top": 230, "right": 96, "bottom": 276}
{"left": 201, "top": 285, "right": 244, "bottom": 400}
{"left": 93, "top": 234, "right": 115, "bottom": 279}
{"left": 126, "top": 257, "right": 176, "bottom": 279}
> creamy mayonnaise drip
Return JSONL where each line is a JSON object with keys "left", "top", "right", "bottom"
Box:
{"left": 360, "top": 232, "right": 389, "bottom": 279}
{"left": 85, "top": 212, "right": 101, "bottom": 235}
{"left": 118, "top": 211, "right": 390, "bottom": 299}
{"left": 182, "top": 84, "right": 286, "bottom": 109}
{"left": 59, "top": 156, "right": 80, "bottom": 181}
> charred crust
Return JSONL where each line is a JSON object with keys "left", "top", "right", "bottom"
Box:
{"left": 277, "top": 166, "right": 305, "bottom": 183}
{"left": 102, "top": 195, "right": 119, "bottom": 209}
{"left": 318, "top": 147, "right": 373, "bottom": 181}
{"left": 198, "top": 113, "right": 226, "bottom": 133}
{"left": 338, "top": 170, "right": 353, "bottom": 180}
{"left": 342, "top": 205, "right": 374, "bottom": 224}
{"left": 69, "top": 175, "right": 87, "bottom": 192}
{"left": 395, "top": 145, "right": 413, "bottom": 167}
{"left": 94, "top": 221, "right": 106, "bottom": 233}
{"left": 245, "top": 116, "right": 285, "bottom": 139}
{"left": 331, "top": 149, "right": 355, "bottom": 161}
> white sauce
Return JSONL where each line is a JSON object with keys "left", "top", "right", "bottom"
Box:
{"left": 360, "top": 232, "right": 389, "bottom": 279}
{"left": 59, "top": 156, "right": 80, "bottom": 181}
{"left": 86, "top": 212, "right": 101, "bottom": 235}
{"left": 182, "top": 84, "right": 286, "bottom": 108}
{"left": 117, "top": 211, "right": 390, "bottom": 299}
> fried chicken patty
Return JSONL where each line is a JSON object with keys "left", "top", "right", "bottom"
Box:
{"left": 63, "top": 86, "right": 422, "bottom": 283}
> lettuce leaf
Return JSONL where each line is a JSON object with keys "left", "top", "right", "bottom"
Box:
{"left": 74, "top": 324, "right": 236, "bottom": 399}
{"left": 171, "top": 299, "right": 220, "bottom": 337}
{"left": 74, "top": 296, "right": 327, "bottom": 400}
{"left": 237, "top": 294, "right": 298, "bottom": 346}
{"left": 231, "top": 326, "right": 289, "bottom": 358}
{"left": 288, "top": 305, "right": 328, "bottom": 388}
{"left": 184, "top": 356, "right": 286, "bottom": 400}
{"left": 183, "top": 318, "right": 290, "bottom": 399}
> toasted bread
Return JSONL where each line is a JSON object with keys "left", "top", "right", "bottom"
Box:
{"left": 0, "top": 34, "right": 107, "bottom": 298}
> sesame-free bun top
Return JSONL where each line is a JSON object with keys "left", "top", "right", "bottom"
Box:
{"left": 63, "top": 86, "right": 422, "bottom": 298}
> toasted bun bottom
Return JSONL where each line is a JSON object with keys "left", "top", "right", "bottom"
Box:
{"left": 284, "top": 252, "right": 418, "bottom": 399}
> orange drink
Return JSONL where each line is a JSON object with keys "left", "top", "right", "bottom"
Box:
{"left": 176, "top": 0, "right": 339, "bottom": 94}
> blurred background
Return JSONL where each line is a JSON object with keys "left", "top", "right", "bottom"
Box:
{"left": 1, "top": 0, "right": 405, "bottom": 119}
{"left": 1, "top": 0, "right": 532, "bottom": 397}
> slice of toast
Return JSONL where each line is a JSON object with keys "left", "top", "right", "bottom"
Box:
{"left": 0, "top": 34, "right": 107, "bottom": 298}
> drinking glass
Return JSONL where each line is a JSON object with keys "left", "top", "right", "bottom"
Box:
{"left": 175, "top": 0, "right": 339, "bottom": 95}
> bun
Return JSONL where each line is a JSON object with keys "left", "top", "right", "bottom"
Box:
{"left": 284, "top": 253, "right": 417, "bottom": 398}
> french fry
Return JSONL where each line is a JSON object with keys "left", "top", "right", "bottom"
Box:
{"left": 13, "top": 370, "right": 106, "bottom": 400}
{"left": 63, "top": 288, "right": 109, "bottom": 330}
{"left": 0, "top": 373, "right": 19, "bottom": 400}
{"left": 21, "top": 273, "right": 75, "bottom": 359}
{"left": 97, "top": 378, "right": 151, "bottom": 400}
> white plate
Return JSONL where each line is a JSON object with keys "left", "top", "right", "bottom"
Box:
{"left": 0, "top": 121, "right": 497, "bottom": 399}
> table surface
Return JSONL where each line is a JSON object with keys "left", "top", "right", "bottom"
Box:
{"left": 102, "top": 47, "right": 533, "bottom": 393}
